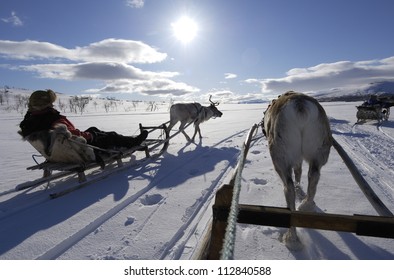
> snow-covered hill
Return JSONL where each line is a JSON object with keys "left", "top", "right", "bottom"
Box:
{"left": 0, "top": 88, "right": 393, "bottom": 260}
{"left": 314, "top": 81, "right": 394, "bottom": 102}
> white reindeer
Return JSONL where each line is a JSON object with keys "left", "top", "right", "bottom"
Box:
{"left": 263, "top": 91, "right": 332, "bottom": 249}
{"left": 167, "top": 96, "right": 223, "bottom": 142}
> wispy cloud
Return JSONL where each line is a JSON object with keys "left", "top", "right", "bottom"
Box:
{"left": 249, "top": 57, "right": 394, "bottom": 94}
{"left": 1, "top": 11, "right": 23, "bottom": 26}
{"left": 224, "top": 73, "right": 237, "bottom": 79}
{"left": 126, "top": 0, "right": 145, "bottom": 8}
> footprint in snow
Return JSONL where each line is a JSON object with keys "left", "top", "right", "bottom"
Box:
{"left": 140, "top": 194, "right": 163, "bottom": 206}
{"left": 125, "top": 216, "right": 135, "bottom": 226}
{"left": 251, "top": 178, "right": 267, "bottom": 185}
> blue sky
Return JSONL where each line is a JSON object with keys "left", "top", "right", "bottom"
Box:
{"left": 1, "top": 0, "right": 394, "bottom": 101}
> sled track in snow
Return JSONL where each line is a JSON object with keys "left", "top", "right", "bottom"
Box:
{"left": 345, "top": 123, "right": 394, "bottom": 208}
{"left": 377, "top": 123, "right": 394, "bottom": 142}
{"left": 35, "top": 129, "right": 250, "bottom": 259}
{"left": 352, "top": 124, "right": 394, "bottom": 177}
{"left": 157, "top": 133, "right": 263, "bottom": 260}
{"left": 0, "top": 158, "right": 150, "bottom": 222}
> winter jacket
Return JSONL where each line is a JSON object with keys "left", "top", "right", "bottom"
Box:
{"left": 19, "top": 107, "right": 92, "bottom": 141}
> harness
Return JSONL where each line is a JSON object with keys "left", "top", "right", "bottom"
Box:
{"left": 192, "top": 103, "right": 205, "bottom": 123}
{"left": 261, "top": 103, "right": 272, "bottom": 137}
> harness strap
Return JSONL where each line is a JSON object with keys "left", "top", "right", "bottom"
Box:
{"left": 67, "top": 137, "right": 121, "bottom": 155}
{"left": 192, "top": 103, "right": 204, "bottom": 124}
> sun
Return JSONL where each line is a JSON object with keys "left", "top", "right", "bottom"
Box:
{"left": 171, "top": 16, "right": 198, "bottom": 44}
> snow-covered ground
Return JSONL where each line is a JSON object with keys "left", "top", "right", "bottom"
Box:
{"left": 0, "top": 90, "right": 393, "bottom": 260}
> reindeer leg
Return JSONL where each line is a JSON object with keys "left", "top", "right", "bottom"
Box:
{"left": 179, "top": 121, "right": 191, "bottom": 142}
{"left": 197, "top": 125, "right": 202, "bottom": 139}
{"left": 294, "top": 162, "right": 302, "bottom": 187}
{"left": 274, "top": 164, "right": 303, "bottom": 250}
{"left": 281, "top": 170, "right": 296, "bottom": 212}
{"left": 298, "top": 161, "right": 320, "bottom": 212}
{"left": 167, "top": 122, "right": 175, "bottom": 135}
{"left": 191, "top": 124, "right": 202, "bottom": 141}
{"left": 294, "top": 161, "right": 306, "bottom": 200}
{"left": 191, "top": 125, "right": 197, "bottom": 142}
{"left": 282, "top": 173, "right": 302, "bottom": 249}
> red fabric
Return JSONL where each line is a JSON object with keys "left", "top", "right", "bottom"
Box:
{"left": 53, "top": 117, "right": 93, "bottom": 141}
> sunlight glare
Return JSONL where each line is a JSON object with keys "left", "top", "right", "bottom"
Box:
{"left": 171, "top": 16, "right": 198, "bottom": 44}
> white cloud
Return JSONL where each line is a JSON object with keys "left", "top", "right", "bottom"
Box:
{"left": 18, "top": 61, "right": 198, "bottom": 97}
{"left": 18, "top": 64, "right": 76, "bottom": 80}
{"left": 19, "top": 62, "right": 176, "bottom": 81}
{"left": 1, "top": 11, "right": 23, "bottom": 26}
{"left": 0, "top": 39, "right": 199, "bottom": 97}
{"left": 126, "top": 0, "right": 145, "bottom": 8}
{"left": 0, "top": 39, "right": 167, "bottom": 63}
{"left": 76, "top": 39, "right": 166, "bottom": 63}
{"left": 205, "top": 89, "right": 266, "bottom": 103}
{"left": 0, "top": 40, "right": 72, "bottom": 60}
{"left": 258, "top": 56, "right": 394, "bottom": 94}
{"left": 86, "top": 79, "right": 199, "bottom": 97}
{"left": 224, "top": 73, "right": 237, "bottom": 79}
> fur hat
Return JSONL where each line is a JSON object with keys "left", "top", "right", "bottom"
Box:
{"left": 28, "top": 89, "right": 57, "bottom": 111}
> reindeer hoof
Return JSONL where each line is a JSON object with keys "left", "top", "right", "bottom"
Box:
{"left": 281, "top": 230, "right": 303, "bottom": 251}
{"left": 298, "top": 199, "right": 316, "bottom": 212}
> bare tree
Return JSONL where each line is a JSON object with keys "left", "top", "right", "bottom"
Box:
{"left": 69, "top": 96, "right": 90, "bottom": 114}
{"left": 124, "top": 100, "right": 139, "bottom": 112}
{"left": 14, "top": 94, "right": 29, "bottom": 115}
{"left": 1, "top": 86, "right": 10, "bottom": 105}
{"left": 103, "top": 101, "right": 111, "bottom": 113}
{"left": 146, "top": 101, "right": 158, "bottom": 112}
{"left": 167, "top": 98, "right": 174, "bottom": 111}
{"left": 69, "top": 98, "right": 77, "bottom": 114}
{"left": 93, "top": 100, "right": 98, "bottom": 111}
{"left": 57, "top": 98, "right": 67, "bottom": 113}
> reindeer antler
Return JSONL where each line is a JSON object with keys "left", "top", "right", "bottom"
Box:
{"left": 209, "top": 95, "right": 220, "bottom": 106}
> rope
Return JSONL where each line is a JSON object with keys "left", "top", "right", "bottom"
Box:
{"left": 32, "top": 154, "right": 44, "bottom": 165}
{"left": 220, "top": 124, "right": 259, "bottom": 260}
{"left": 220, "top": 145, "right": 246, "bottom": 260}
{"left": 67, "top": 136, "right": 122, "bottom": 155}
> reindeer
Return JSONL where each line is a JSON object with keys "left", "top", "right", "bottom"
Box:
{"left": 262, "top": 91, "right": 332, "bottom": 249}
{"left": 167, "top": 96, "right": 223, "bottom": 142}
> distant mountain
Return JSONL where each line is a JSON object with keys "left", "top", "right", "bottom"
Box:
{"left": 315, "top": 81, "right": 394, "bottom": 102}
{"left": 365, "top": 81, "right": 394, "bottom": 96}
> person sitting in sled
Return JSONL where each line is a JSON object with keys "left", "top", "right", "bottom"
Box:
{"left": 365, "top": 95, "right": 380, "bottom": 106}
{"left": 19, "top": 89, "right": 148, "bottom": 150}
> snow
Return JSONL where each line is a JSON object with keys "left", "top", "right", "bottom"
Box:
{"left": 0, "top": 90, "right": 393, "bottom": 261}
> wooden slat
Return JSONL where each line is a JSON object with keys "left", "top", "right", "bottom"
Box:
{"left": 332, "top": 137, "right": 393, "bottom": 216}
{"left": 206, "top": 184, "right": 234, "bottom": 260}
{"left": 213, "top": 204, "right": 394, "bottom": 239}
